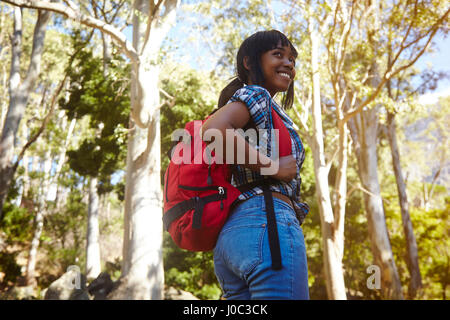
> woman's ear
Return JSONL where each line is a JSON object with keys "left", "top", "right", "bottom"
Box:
{"left": 243, "top": 56, "right": 251, "bottom": 71}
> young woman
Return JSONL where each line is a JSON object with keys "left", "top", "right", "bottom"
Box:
{"left": 202, "top": 30, "right": 309, "bottom": 300}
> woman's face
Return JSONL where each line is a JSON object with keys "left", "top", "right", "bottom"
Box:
{"left": 259, "top": 42, "right": 296, "bottom": 96}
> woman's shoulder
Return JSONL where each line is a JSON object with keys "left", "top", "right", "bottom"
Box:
{"left": 226, "top": 86, "right": 273, "bottom": 128}
{"left": 232, "top": 85, "right": 271, "bottom": 100}
{"left": 229, "top": 85, "right": 272, "bottom": 111}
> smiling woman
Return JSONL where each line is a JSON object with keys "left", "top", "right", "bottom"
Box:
{"left": 202, "top": 30, "right": 310, "bottom": 300}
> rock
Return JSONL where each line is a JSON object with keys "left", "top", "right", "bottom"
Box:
{"left": 87, "top": 272, "right": 115, "bottom": 300}
{"left": 14, "top": 286, "right": 36, "bottom": 299}
{"left": 164, "top": 286, "right": 199, "bottom": 300}
{"left": 1, "top": 286, "right": 36, "bottom": 300}
{"left": 105, "top": 275, "right": 146, "bottom": 300}
{"left": 44, "top": 268, "right": 89, "bottom": 300}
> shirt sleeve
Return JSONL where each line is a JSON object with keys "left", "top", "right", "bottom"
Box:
{"left": 228, "top": 86, "right": 272, "bottom": 129}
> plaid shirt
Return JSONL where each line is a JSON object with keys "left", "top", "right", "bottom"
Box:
{"left": 229, "top": 85, "right": 310, "bottom": 222}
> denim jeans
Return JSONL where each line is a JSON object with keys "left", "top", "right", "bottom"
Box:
{"left": 213, "top": 195, "right": 309, "bottom": 300}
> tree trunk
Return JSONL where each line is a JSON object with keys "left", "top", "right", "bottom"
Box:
{"left": 309, "top": 22, "right": 347, "bottom": 300}
{"left": 112, "top": 0, "right": 178, "bottom": 300}
{"left": 0, "top": 7, "right": 50, "bottom": 219}
{"left": 348, "top": 108, "right": 404, "bottom": 299}
{"left": 25, "top": 150, "right": 52, "bottom": 286}
{"left": 86, "top": 176, "right": 101, "bottom": 280}
{"left": 85, "top": 22, "right": 112, "bottom": 283}
{"left": 386, "top": 112, "right": 422, "bottom": 298}
{"left": 54, "top": 115, "right": 76, "bottom": 211}
{"left": 334, "top": 120, "right": 348, "bottom": 262}
{"left": 2, "top": 0, "right": 178, "bottom": 300}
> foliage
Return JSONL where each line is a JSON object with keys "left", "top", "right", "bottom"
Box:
{"left": 163, "top": 232, "right": 221, "bottom": 300}
{"left": 40, "top": 185, "right": 88, "bottom": 279}
{"left": 0, "top": 201, "right": 34, "bottom": 244}
{"left": 159, "top": 59, "right": 224, "bottom": 299}
{"left": 59, "top": 30, "right": 130, "bottom": 195}
{"left": 384, "top": 183, "right": 449, "bottom": 300}
{"left": 0, "top": 251, "right": 21, "bottom": 284}
{"left": 160, "top": 59, "right": 222, "bottom": 176}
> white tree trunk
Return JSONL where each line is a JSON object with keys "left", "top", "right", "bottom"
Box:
{"left": 112, "top": 0, "right": 177, "bottom": 300}
{"left": 54, "top": 115, "right": 76, "bottom": 211}
{"left": 26, "top": 149, "right": 52, "bottom": 285}
{"left": 86, "top": 176, "right": 101, "bottom": 280}
{"left": 0, "top": 6, "right": 50, "bottom": 218}
{"left": 309, "top": 23, "right": 347, "bottom": 300}
{"left": 349, "top": 109, "right": 404, "bottom": 299}
{"left": 333, "top": 120, "right": 348, "bottom": 262}
{"left": 1, "top": 0, "right": 178, "bottom": 299}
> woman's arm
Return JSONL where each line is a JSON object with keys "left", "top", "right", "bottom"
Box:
{"left": 201, "top": 101, "right": 296, "bottom": 182}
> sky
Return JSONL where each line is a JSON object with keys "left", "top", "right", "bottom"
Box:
{"left": 162, "top": 4, "right": 450, "bottom": 105}
{"left": 121, "top": 3, "right": 450, "bottom": 103}
{"left": 415, "top": 33, "right": 450, "bottom": 105}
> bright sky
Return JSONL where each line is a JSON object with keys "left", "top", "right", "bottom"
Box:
{"left": 123, "top": 4, "right": 450, "bottom": 104}
{"left": 415, "top": 33, "right": 450, "bottom": 104}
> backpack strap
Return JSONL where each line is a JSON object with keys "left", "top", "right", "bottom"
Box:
{"left": 237, "top": 178, "right": 283, "bottom": 270}
{"left": 163, "top": 190, "right": 227, "bottom": 231}
{"left": 262, "top": 185, "right": 282, "bottom": 270}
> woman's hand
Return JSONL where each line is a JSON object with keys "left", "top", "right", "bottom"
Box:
{"left": 271, "top": 155, "right": 297, "bottom": 182}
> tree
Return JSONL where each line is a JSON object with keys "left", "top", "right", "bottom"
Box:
{"left": 305, "top": 8, "right": 347, "bottom": 299}
{"left": 59, "top": 30, "right": 130, "bottom": 281}
{"left": 281, "top": 0, "right": 448, "bottom": 299}
{"left": 381, "top": 66, "right": 442, "bottom": 297}
{"left": 0, "top": 5, "right": 51, "bottom": 220}
{"left": 3, "top": 0, "right": 179, "bottom": 299}
{"left": 341, "top": 0, "right": 448, "bottom": 299}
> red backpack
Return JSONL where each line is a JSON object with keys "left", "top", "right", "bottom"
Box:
{"left": 162, "top": 107, "right": 292, "bottom": 255}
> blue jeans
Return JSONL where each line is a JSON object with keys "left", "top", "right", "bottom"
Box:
{"left": 213, "top": 195, "right": 309, "bottom": 300}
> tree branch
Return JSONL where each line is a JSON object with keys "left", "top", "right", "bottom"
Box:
{"left": 2, "top": 0, "right": 139, "bottom": 63}
{"left": 13, "top": 74, "right": 67, "bottom": 173}
{"left": 342, "top": 6, "right": 449, "bottom": 124}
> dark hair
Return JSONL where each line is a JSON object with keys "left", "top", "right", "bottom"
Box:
{"left": 217, "top": 30, "right": 298, "bottom": 110}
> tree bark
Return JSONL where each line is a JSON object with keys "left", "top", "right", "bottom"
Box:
{"left": 348, "top": 109, "right": 404, "bottom": 299}
{"left": 333, "top": 119, "right": 348, "bottom": 262}
{"left": 25, "top": 149, "right": 51, "bottom": 285}
{"left": 0, "top": 6, "right": 50, "bottom": 220}
{"left": 86, "top": 176, "right": 101, "bottom": 280}
{"left": 386, "top": 112, "right": 422, "bottom": 298}
{"left": 112, "top": 0, "right": 178, "bottom": 300}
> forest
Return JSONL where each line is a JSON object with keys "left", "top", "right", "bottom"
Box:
{"left": 0, "top": 0, "right": 448, "bottom": 300}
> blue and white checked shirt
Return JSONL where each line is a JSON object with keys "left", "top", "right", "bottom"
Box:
{"left": 228, "top": 85, "right": 310, "bottom": 222}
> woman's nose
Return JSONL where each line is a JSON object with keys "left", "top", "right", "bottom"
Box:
{"left": 284, "top": 58, "right": 294, "bottom": 69}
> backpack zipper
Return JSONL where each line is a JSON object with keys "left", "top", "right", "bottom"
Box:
{"left": 178, "top": 185, "right": 226, "bottom": 210}
{"left": 178, "top": 185, "right": 221, "bottom": 191}
{"left": 218, "top": 186, "right": 225, "bottom": 210}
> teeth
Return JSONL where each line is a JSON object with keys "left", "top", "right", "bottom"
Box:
{"left": 278, "top": 72, "right": 290, "bottom": 79}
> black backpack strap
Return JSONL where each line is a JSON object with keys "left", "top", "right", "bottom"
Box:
{"left": 163, "top": 198, "right": 196, "bottom": 231}
{"left": 237, "top": 178, "right": 283, "bottom": 270}
{"left": 262, "top": 185, "right": 282, "bottom": 270}
{"left": 163, "top": 190, "right": 227, "bottom": 231}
